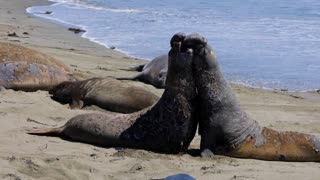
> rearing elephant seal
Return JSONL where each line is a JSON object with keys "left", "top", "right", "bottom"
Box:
{"left": 187, "top": 33, "right": 320, "bottom": 162}
{"left": 28, "top": 33, "right": 198, "bottom": 153}
{"left": 49, "top": 77, "right": 160, "bottom": 113}
{"left": 117, "top": 54, "right": 168, "bottom": 89}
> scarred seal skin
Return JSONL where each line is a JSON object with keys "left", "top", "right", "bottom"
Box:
{"left": 187, "top": 33, "right": 320, "bottom": 162}
{"left": 0, "top": 61, "right": 75, "bottom": 91}
{"left": 117, "top": 54, "right": 168, "bottom": 89}
{"left": 0, "top": 42, "right": 71, "bottom": 72}
{"left": 49, "top": 77, "right": 160, "bottom": 113}
{"left": 27, "top": 33, "right": 198, "bottom": 154}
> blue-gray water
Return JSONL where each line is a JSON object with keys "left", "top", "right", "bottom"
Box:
{"left": 27, "top": 0, "right": 320, "bottom": 91}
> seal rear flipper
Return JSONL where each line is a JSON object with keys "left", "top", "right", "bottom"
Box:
{"left": 116, "top": 72, "right": 143, "bottom": 81}
{"left": 119, "top": 64, "right": 146, "bottom": 72}
{"left": 27, "top": 127, "right": 63, "bottom": 136}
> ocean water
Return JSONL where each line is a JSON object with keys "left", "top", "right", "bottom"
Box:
{"left": 27, "top": 0, "right": 320, "bottom": 91}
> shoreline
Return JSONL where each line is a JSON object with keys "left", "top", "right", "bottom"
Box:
{"left": 26, "top": 0, "right": 319, "bottom": 92}
{"left": 1, "top": 0, "right": 320, "bottom": 179}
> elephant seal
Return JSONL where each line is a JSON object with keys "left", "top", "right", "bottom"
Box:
{"left": 49, "top": 77, "right": 160, "bottom": 113}
{"left": 0, "top": 42, "right": 71, "bottom": 72}
{"left": 0, "top": 61, "right": 76, "bottom": 91}
{"left": 187, "top": 33, "right": 320, "bottom": 162}
{"left": 117, "top": 54, "right": 168, "bottom": 89}
{"left": 28, "top": 33, "right": 198, "bottom": 154}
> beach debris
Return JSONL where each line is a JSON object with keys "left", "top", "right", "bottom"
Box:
{"left": 23, "top": 32, "right": 29, "bottom": 35}
{"left": 68, "top": 28, "right": 86, "bottom": 34}
{"left": 44, "top": 11, "right": 52, "bottom": 14}
{"left": 110, "top": 46, "right": 116, "bottom": 49}
{"left": 128, "top": 163, "right": 143, "bottom": 173}
{"left": 289, "top": 94, "right": 304, "bottom": 99}
{"left": 7, "top": 32, "right": 19, "bottom": 37}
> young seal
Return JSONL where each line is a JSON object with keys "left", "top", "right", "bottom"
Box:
{"left": 0, "top": 42, "right": 71, "bottom": 72}
{"left": 187, "top": 34, "right": 320, "bottom": 162}
{"left": 0, "top": 61, "right": 76, "bottom": 91}
{"left": 28, "top": 33, "right": 198, "bottom": 153}
{"left": 117, "top": 54, "right": 168, "bottom": 89}
{"left": 49, "top": 77, "right": 160, "bottom": 113}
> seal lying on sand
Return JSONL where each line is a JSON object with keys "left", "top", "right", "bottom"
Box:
{"left": 118, "top": 54, "right": 168, "bottom": 89}
{"left": 0, "top": 62, "right": 75, "bottom": 91}
{"left": 28, "top": 33, "right": 198, "bottom": 153}
{"left": 187, "top": 33, "right": 320, "bottom": 162}
{"left": 49, "top": 77, "right": 160, "bottom": 113}
{"left": 0, "top": 42, "right": 71, "bottom": 72}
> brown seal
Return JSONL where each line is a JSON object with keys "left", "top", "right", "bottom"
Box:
{"left": 49, "top": 77, "right": 160, "bottom": 113}
{"left": 28, "top": 33, "right": 198, "bottom": 153}
{"left": 0, "top": 61, "right": 76, "bottom": 91}
{"left": 0, "top": 42, "right": 71, "bottom": 72}
{"left": 187, "top": 33, "right": 320, "bottom": 162}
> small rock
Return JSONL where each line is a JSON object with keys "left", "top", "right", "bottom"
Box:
{"left": 110, "top": 46, "right": 116, "bottom": 50}
{"left": 23, "top": 32, "right": 29, "bottom": 35}
{"left": 68, "top": 28, "right": 86, "bottom": 34}
{"left": 7, "top": 32, "right": 19, "bottom": 37}
{"left": 44, "top": 11, "right": 52, "bottom": 14}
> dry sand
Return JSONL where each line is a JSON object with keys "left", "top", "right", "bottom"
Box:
{"left": 1, "top": 0, "right": 320, "bottom": 179}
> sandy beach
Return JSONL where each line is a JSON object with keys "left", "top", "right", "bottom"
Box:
{"left": 1, "top": 0, "right": 320, "bottom": 179}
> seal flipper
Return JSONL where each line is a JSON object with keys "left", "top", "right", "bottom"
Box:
{"left": 69, "top": 99, "right": 84, "bottom": 109}
{"left": 119, "top": 64, "right": 146, "bottom": 72}
{"left": 116, "top": 72, "right": 144, "bottom": 81}
{"left": 27, "top": 127, "right": 63, "bottom": 136}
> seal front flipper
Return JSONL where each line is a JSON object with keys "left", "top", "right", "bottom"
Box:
{"left": 69, "top": 99, "right": 84, "bottom": 109}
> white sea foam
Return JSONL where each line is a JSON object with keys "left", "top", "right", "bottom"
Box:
{"left": 47, "top": 0, "right": 142, "bottom": 13}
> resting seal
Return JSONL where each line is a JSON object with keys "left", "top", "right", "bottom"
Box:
{"left": 0, "top": 42, "right": 71, "bottom": 72}
{"left": 0, "top": 62, "right": 75, "bottom": 91}
{"left": 118, "top": 54, "right": 168, "bottom": 89}
{"left": 49, "top": 77, "right": 160, "bottom": 113}
{"left": 28, "top": 33, "right": 197, "bottom": 153}
{"left": 187, "top": 34, "right": 320, "bottom": 162}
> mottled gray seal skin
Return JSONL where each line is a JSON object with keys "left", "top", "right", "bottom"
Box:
{"left": 118, "top": 54, "right": 168, "bottom": 89}
{"left": 49, "top": 77, "right": 160, "bottom": 113}
{"left": 0, "top": 61, "right": 76, "bottom": 91}
{"left": 188, "top": 34, "right": 320, "bottom": 161}
{"left": 28, "top": 33, "right": 198, "bottom": 154}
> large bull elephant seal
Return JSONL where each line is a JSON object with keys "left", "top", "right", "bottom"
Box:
{"left": 28, "top": 33, "right": 198, "bottom": 154}
{"left": 187, "top": 34, "right": 320, "bottom": 162}
{"left": 0, "top": 62, "right": 76, "bottom": 91}
{"left": 117, "top": 54, "right": 168, "bottom": 89}
{"left": 49, "top": 77, "right": 160, "bottom": 113}
{"left": 0, "top": 42, "right": 71, "bottom": 72}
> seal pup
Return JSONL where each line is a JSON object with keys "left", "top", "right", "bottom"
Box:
{"left": 49, "top": 77, "right": 160, "bottom": 113}
{"left": 0, "top": 61, "right": 76, "bottom": 91}
{"left": 187, "top": 34, "right": 320, "bottom": 162}
{"left": 117, "top": 54, "right": 168, "bottom": 89}
{"left": 28, "top": 33, "right": 198, "bottom": 153}
{"left": 0, "top": 42, "right": 71, "bottom": 72}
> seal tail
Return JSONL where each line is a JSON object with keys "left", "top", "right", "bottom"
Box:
{"left": 227, "top": 127, "right": 320, "bottom": 162}
{"left": 27, "top": 126, "right": 64, "bottom": 136}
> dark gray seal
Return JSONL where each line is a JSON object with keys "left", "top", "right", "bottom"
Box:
{"left": 28, "top": 33, "right": 198, "bottom": 154}
{"left": 49, "top": 77, "right": 160, "bottom": 113}
{"left": 118, "top": 54, "right": 168, "bottom": 89}
{"left": 188, "top": 33, "right": 320, "bottom": 162}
